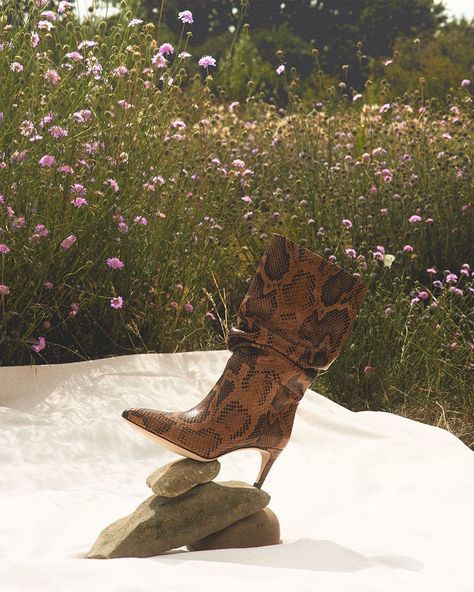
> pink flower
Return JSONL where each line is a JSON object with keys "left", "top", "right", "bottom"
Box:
{"left": 65, "top": 51, "right": 83, "bottom": 62}
{"left": 71, "top": 183, "right": 86, "bottom": 195}
{"left": 403, "top": 245, "right": 414, "bottom": 252}
{"left": 363, "top": 365, "right": 376, "bottom": 375}
{"left": 39, "top": 154, "right": 56, "bottom": 167}
{"left": 178, "top": 10, "right": 193, "bottom": 24}
{"left": 133, "top": 215, "right": 148, "bottom": 225}
{"left": 426, "top": 267, "right": 437, "bottom": 274}
{"left": 445, "top": 273, "right": 458, "bottom": 283}
{"left": 69, "top": 302, "right": 80, "bottom": 317}
{"left": 44, "top": 69, "right": 60, "bottom": 85}
{"left": 408, "top": 215, "right": 422, "bottom": 223}
{"left": 44, "top": 281, "right": 53, "bottom": 289}
{"left": 71, "top": 197, "right": 88, "bottom": 207}
{"left": 159, "top": 43, "right": 174, "bottom": 56}
{"left": 0, "top": 284, "right": 10, "bottom": 295}
{"left": 60, "top": 234, "right": 77, "bottom": 250}
{"left": 106, "top": 257, "right": 124, "bottom": 269}
{"left": 461, "top": 79, "right": 470, "bottom": 88}
{"left": 276, "top": 65, "right": 285, "bottom": 75}
{"left": 241, "top": 195, "right": 252, "bottom": 203}
{"left": 152, "top": 53, "right": 167, "bottom": 68}
{"left": 418, "top": 291, "right": 429, "bottom": 300}
{"left": 110, "top": 296, "right": 124, "bottom": 309}
{"left": 380, "top": 103, "right": 391, "bottom": 113}
{"left": 342, "top": 219, "right": 353, "bottom": 228}
{"left": 32, "top": 336, "right": 46, "bottom": 353}
{"left": 170, "top": 301, "right": 179, "bottom": 310}
{"left": 184, "top": 302, "right": 194, "bottom": 313}
{"left": 198, "top": 55, "right": 216, "bottom": 68}
{"left": 0, "top": 243, "right": 11, "bottom": 254}
{"left": 175, "top": 283, "right": 183, "bottom": 292}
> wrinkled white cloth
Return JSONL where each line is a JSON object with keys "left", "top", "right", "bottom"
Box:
{"left": 0, "top": 350, "right": 473, "bottom": 592}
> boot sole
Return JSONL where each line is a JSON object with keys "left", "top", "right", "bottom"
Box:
{"left": 122, "top": 416, "right": 281, "bottom": 489}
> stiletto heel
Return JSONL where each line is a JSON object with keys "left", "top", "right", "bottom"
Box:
{"left": 254, "top": 448, "right": 282, "bottom": 489}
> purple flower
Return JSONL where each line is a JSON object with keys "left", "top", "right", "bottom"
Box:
{"left": 110, "top": 296, "right": 124, "bottom": 309}
{"left": 198, "top": 55, "right": 216, "bottom": 68}
{"left": 403, "top": 245, "right": 414, "bottom": 252}
{"left": 418, "top": 291, "right": 429, "bottom": 300}
{"left": 342, "top": 219, "right": 353, "bottom": 229}
{"left": 432, "top": 280, "right": 443, "bottom": 289}
{"left": 445, "top": 273, "right": 458, "bottom": 283}
{"left": 159, "top": 43, "right": 174, "bottom": 56}
{"left": 0, "top": 284, "right": 10, "bottom": 295}
{"left": 426, "top": 267, "right": 437, "bottom": 274}
{"left": 409, "top": 215, "right": 422, "bottom": 223}
{"left": 276, "top": 65, "right": 285, "bottom": 75}
{"left": 461, "top": 79, "right": 470, "bottom": 88}
{"left": 178, "top": 10, "right": 193, "bottom": 24}
{"left": 32, "top": 336, "right": 46, "bottom": 353}
{"left": 71, "top": 197, "right": 88, "bottom": 207}
{"left": 0, "top": 243, "right": 10, "bottom": 254}
{"left": 106, "top": 257, "right": 124, "bottom": 270}
{"left": 60, "top": 234, "right": 77, "bottom": 250}
{"left": 184, "top": 302, "right": 194, "bottom": 313}
{"left": 39, "top": 154, "right": 56, "bottom": 167}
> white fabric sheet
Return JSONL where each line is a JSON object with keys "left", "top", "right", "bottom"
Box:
{"left": 0, "top": 350, "right": 473, "bottom": 592}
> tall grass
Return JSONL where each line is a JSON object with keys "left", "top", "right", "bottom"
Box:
{"left": 0, "top": 2, "right": 472, "bottom": 445}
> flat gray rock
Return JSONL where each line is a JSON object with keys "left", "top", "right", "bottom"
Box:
{"left": 187, "top": 506, "right": 281, "bottom": 551}
{"left": 86, "top": 480, "right": 270, "bottom": 559}
{"left": 146, "top": 457, "right": 220, "bottom": 498}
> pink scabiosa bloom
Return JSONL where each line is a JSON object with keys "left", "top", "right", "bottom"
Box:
{"left": 445, "top": 273, "right": 458, "bottom": 283}
{"left": 460, "top": 263, "right": 470, "bottom": 277}
{"left": 0, "top": 243, "right": 11, "bottom": 254}
{"left": 69, "top": 302, "right": 80, "bottom": 317}
{"left": 65, "top": 51, "right": 83, "bottom": 62}
{"left": 172, "top": 119, "right": 186, "bottom": 129}
{"left": 39, "top": 154, "right": 56, "bottom": 167}
{"left": 107, "top": 178, "right": 120, "bottom": 193}
{"left": 32, "top": 336, "right": 46, "bottom": 353}
{"left": 352, "top": 93, "right": 362, "bottom": 102}
{"left": 403, "top": 245, "right": 414, "bottom": 252}
{"left": 379, "top": 103, "right": 391, "bottom": 113}
{"left": 71, "top": 183, "right": 86, "bottom": 196}
{"left": 170, "top": 301, "right": 179, "bottom": 310}
{"left": 128, "top": 18, "right": 143, "bottom": 27}
{"left": 433, "top": 280, "right": 443, "bottom": 289}
{"left": 71, "top": 197, "right": 88, "bottom": 207}
{"left": 241, "top": 195, "right": 253, "bottom": 203}
{"left": 175, "top": 283, "right": 184, "bottom": 292}
{"left": 44, "top": 69, "right": 60, "bottom": 85}
{"left": 50, "top": 126, "right": 68, "bottom": 138}
{"left": 184, "top": 302, "right": 194, "bottom": 313}
{"left": 232, "top": 159, "right": 245, "bottom": 169}
{"left": 426, "top": 267, "right": 437, "bottom": 275}
{"left": 342, "top": 219, "right": 353, "bottom": 228}
{"left": 0, "top": 284, "right": 10, "bottom": 295}
{"left": 178, "top": 10, "right": 193, "bottom": 24}
{"left": 418, "top": 291, "right": 429, "bottom": 300}
{"left": 106, "top": 257, "right": 124, "bottom": 270}
{"left": 229, "top": 101, "right": 240, "bottom": 111}
{"left": 409, "top": 215, "right": 422, "bottom": 223}
{"left": 44, "top": 280, "right": 53, "bottom": 289}
{"left": 345, "top": 248, "right": 357, "bottom": 259}
{"left": 461, "top": 79, "right": 470, "bottom": 88}
{"left": 10, "top": 61, "right": 24, "bottom": 73}
{"left": 31, "top": 32, "right": 40, "bottom": 48}
{"left": 134, "top": 215, "right": 148, "bottom": 225}
{"left": 276, "top": 64, "right": 285, "bottom": 75}
{"left": 198, "top": 55, "right": 216, "bottom": 68}
{"left": 205, "top": 311, "right": 216, "bottom": 321}
{"left": 118, "top": 222, "right": 129, "bottom": 233}
{"left": 159, "top": 43, "right": 174, "bottom": 56}
{"left": 110, "top": 296, "right": 124, "bottom": 309}
{"left": 152, "top": 53, "right": 167, "bottom": 68}
{"left": 178, "top": 51, "right": 191, "bottom": 59}
{"left": 60, "top": 234, "right": 77, "bottom": 250}
{"left": 369, "top": 185, "right": 377, "bottom": 195}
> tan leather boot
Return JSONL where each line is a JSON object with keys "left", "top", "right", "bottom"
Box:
{"left": 122, "top": 233, "right": 367, "bottom": 488}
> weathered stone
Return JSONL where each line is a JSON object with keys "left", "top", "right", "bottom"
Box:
{"left": 86, "top": 481, "right": 270, "bottom": 559}
{"left": 145, "top": 457, "right": 220, "bottom": 498}
{"left": 187, "top": 507, "right": 280, "bottom": 551}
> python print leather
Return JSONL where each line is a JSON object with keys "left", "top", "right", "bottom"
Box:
{"left": 122, "top": 233, "right": 367, "bottom": 476}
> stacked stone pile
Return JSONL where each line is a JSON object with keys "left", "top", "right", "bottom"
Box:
{"left": 87, "top": 457, "right": 280, "bottom": 558}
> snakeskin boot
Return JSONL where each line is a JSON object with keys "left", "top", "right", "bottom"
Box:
{"left": 122, "top": 233, "right": 367, "bottom": 488}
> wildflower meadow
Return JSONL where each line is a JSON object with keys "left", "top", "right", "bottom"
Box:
{"left": 0, "top": 1, "right": 473, "bottom": 446}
